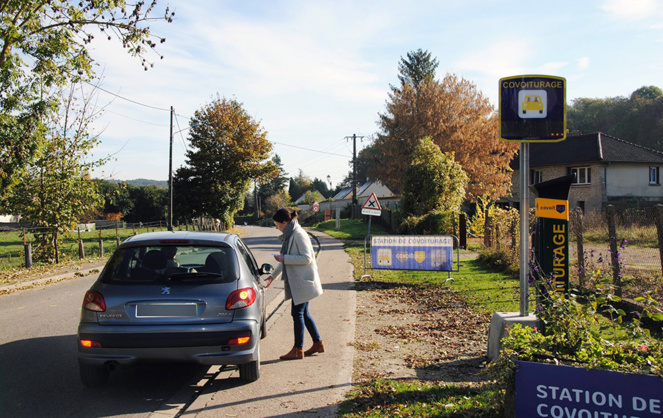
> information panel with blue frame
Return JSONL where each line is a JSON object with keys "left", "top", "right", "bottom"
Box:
{"left": 371, "top": 235, "right": 453, "bottom": 271}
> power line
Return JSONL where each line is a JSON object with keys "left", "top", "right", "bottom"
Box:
{"left": 85, "top": 80, "right": 171, "bottom": 112}
{"left": 271, "top": 141, "right": 348, "bottom": 157}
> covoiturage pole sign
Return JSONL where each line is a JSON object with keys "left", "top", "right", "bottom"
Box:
{"left": 499, "top": 75, "right": 566, "bottom": 142}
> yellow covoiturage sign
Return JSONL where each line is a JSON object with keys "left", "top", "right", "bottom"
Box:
{"left": 535, "top": 198, "right": 569, "bottom": 221}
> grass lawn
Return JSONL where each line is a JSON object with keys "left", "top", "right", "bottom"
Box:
{"left": 315, "top": 219, "right": 523, "bottom": 417}
{"left": 0, "top": 226, "right": 169, "bottom": 284}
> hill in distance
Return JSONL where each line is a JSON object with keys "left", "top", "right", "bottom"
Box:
{"left": 111, "top": 178, "right": 168, "bottom": 189}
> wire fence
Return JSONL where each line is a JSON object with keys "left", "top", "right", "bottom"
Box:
{"left": 0, "top": 218, "right": 228, "bottom": 271}
{"left": 484, "top": 204, "right": 663, "bottom": 303}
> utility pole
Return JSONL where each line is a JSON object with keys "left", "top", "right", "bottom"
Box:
{"left": 168, "top": 106, "right": 174, "bottom": 231}
{"left": 345, "top": 134, "right": 364, "bottom": 217}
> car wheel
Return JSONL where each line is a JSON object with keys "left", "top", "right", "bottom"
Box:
{"left": 79, "top": 361, "right": 110, "bottom": 387}
{"left": 238, "top": 349, "right": 260, "bottom": 382}
{"left": 522, "top": 110, "right": 526, "bottom": 114}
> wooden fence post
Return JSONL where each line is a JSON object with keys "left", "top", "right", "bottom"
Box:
{"left": 459, "top": 213, "right": 467, "bottom": 249}
{"left": 654, "top": 204, "right": 663, "bottom": 276}
{"left": 78, "top": 228, "right": 85, "bottom": 260}
{"left": 571, "top": 208, "right": 585, "bottom": 289}
{"left": 605, "top": 205, "right": 622, "bottom": 296}
{"left": 510, "top": 216, "right": 518, "bottom": 249}
{"left": 115, "top": 222, "right": 120, "bottom": 247}
{"left": 23, "top": 228, "right": 32, "bottom": 268}
{"left": 484, "top": 212, "right": 492, "bottom": 248}
{"left": 98, "top": 227, "right": 103, "bottom": 258}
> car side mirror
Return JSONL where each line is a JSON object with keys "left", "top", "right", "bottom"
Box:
{"left": 259, "top": 263, "right": 274, "bottom": 275}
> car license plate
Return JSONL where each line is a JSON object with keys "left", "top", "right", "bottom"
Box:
{"left": 136, "top": 303, "right": 197, "bottom": 317}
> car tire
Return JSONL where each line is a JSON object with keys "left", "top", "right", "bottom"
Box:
{"left": 238, "top": 349, "right": 260, "bottom": 382}
{"left": 79, "top": 361, "right": 110, "bottom": 387}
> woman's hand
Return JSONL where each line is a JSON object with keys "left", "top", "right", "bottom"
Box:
{"left": 273, "top": 254, "right": 284, "bottom": 263}
{"left": 264, "top": 276, "right": 275, "bottom": 288}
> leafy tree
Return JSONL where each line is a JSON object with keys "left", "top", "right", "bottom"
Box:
{"left": 395, "top": 48, "right": 439, "bottom": 92}
{"left": 0, "top": 0, "right": 173, "bottom": 203}
{"left": 264, "top": 190, "right": 291, "bottom": 217}
{"left": 400, "top": 137, "right": 468, "bottom": 217}
{"left": 257, "top": 154, "right": 288, "bottom": 211}
{"left": 567, "top": 86, "right": 663, "bottom": 151}
{"left": 299, "top": 190, "right": 325, "bottom": 205}
{"left": 173, "top": 96, "right": 277, "bottom": 227}
{"left": 8, "top": 83, "right": 105, "bottom": 263}
{"left": 631, "top": 85, "right": 662, "bottom": 101}
{"left": 95, "top": 180, "right": 134, "bottom": 219}
{"left": 370, "top": 71, "right": 518, "bottom": 201}
{"left": 311, "top": 178, "right": 332, "bottom": 198}
{"left": 288, "top": 170, "right": 313, "bottom": 202}
{"left": 123, "top": 184, "right": 166, "bottom": 223}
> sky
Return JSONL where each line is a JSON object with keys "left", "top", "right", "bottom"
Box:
{"left": 86, "top": 0, "right": 663, "bottom": 188}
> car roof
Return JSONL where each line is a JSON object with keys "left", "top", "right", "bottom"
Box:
{"left": 120, "top": 231, "right": 237, "bottom": 248}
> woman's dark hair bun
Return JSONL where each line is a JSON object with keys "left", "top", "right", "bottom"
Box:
{"left": 272, "top": 208, "right": 297, "bottom": 223}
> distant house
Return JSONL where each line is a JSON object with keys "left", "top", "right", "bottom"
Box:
{"left": 299, "top": 180, "right": 397, "bottom": 213}
{"left": 293, "top": 190, "right": 326, "bottom": 205}
{"left": 332, "top": 180, "right": 395, "bottom": 202}
{"left": 504, "top": 132, "right": 663, "bottom": 213}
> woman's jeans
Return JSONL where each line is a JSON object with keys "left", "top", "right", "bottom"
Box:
{"left": 291, "top": 301, "right": 321, "bottom": 349}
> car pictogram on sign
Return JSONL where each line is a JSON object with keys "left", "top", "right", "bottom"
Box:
{"left": 522, "top": 95, "right": 543, "bottom": 114}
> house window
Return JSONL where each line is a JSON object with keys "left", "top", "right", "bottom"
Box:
{"left": 530, "top": 170, "right": 542, "bottom": 185}
{"left": 570, "top": 167, "right": 591, "bottom": 185}
{"left": 649, "top": 166, "right": 660, "bottom": 185}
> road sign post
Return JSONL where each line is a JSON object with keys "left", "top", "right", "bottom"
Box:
{"left": 361, "top": 193, "right": 382, "bottom": 237}
{"left": 499, "top": 74, "right": 567, "bottom": 316}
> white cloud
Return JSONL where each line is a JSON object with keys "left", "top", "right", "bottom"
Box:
{"left": 577, "top": 57, "right": 590, "bottom": 70}
{"left": 600, "top": 0, "right": 660, "bottom": 20}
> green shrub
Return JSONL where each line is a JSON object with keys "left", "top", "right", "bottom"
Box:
{"left": 477, "top": 246, "right": 519, "bottom": 277}
{"left": 487, "top": 271, "right": 663, "bottom": 393}
{"left": 398, "top": 210, "right": 456, "bottom": 235}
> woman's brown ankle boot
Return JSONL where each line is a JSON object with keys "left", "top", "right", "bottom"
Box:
{"left": 304, "top": 341, "right": 325, "bottom": 356}
{"left": 279, "top": 346, "right": 304, "bottom": 360}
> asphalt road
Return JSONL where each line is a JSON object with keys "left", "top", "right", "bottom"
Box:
{"left": 0, "top": 225, "right": 293, "bottom": 418}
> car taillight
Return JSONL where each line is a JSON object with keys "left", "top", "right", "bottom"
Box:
{"left": 80, "top": 339, "right": 102, "bottom": 348}
{"left": 227, "top": 336, "right": 251, "bottom": 345}
{"left": 226, "top": 288, "right": 256, "bottom": 310}
{"left": 83, "top": 290, "right": 106, "bottom": 312}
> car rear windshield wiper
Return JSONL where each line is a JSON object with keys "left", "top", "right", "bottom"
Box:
{"left": 166, "top": 272, "right": 224, "bottom": 281}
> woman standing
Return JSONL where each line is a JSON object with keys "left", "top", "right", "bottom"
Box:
{"left": 264, "top": 208, "right": 325, "bottom": 360}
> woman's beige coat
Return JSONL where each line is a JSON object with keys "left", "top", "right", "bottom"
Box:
{"left": 272, "top": 222, "right": 323, "bottom": 305}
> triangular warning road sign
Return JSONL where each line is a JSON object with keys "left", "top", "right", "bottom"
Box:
{"left": 361, "top": 193, "right": 382, "bottom": 210}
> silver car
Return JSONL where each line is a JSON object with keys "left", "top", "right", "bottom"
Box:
{"left": 77, "top": 231, "right": 273, "bottom": 387}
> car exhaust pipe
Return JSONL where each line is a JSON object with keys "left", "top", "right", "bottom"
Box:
{"left": 104, "top": 361, "right": 118, "bottom": 372}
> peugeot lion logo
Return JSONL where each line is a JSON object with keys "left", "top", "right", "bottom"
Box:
{"left": 161, "top": 287, "right": 171, "bottom": 295}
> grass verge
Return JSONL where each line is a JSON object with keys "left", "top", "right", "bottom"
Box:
{"left": 313, "top": 220, "right": 524, "bottom": 417}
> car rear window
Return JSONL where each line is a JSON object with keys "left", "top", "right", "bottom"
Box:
{"left": 99, "top": 245, "right": 238, "bottom": 284}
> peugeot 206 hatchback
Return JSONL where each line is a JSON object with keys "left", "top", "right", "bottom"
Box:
{"left": 77, "top": 231, "right": 273, "bottom": 387}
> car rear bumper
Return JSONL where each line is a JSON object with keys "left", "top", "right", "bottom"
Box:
{"left": 78, "top": 320, "right": 259, "bottom": 366}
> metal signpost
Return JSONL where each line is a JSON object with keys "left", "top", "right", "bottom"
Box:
{"left": 499, "top": 74, "right": 566, "bottom": 316}
{"left": 361, "top": 193, "right": 381, "bottom": 237}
